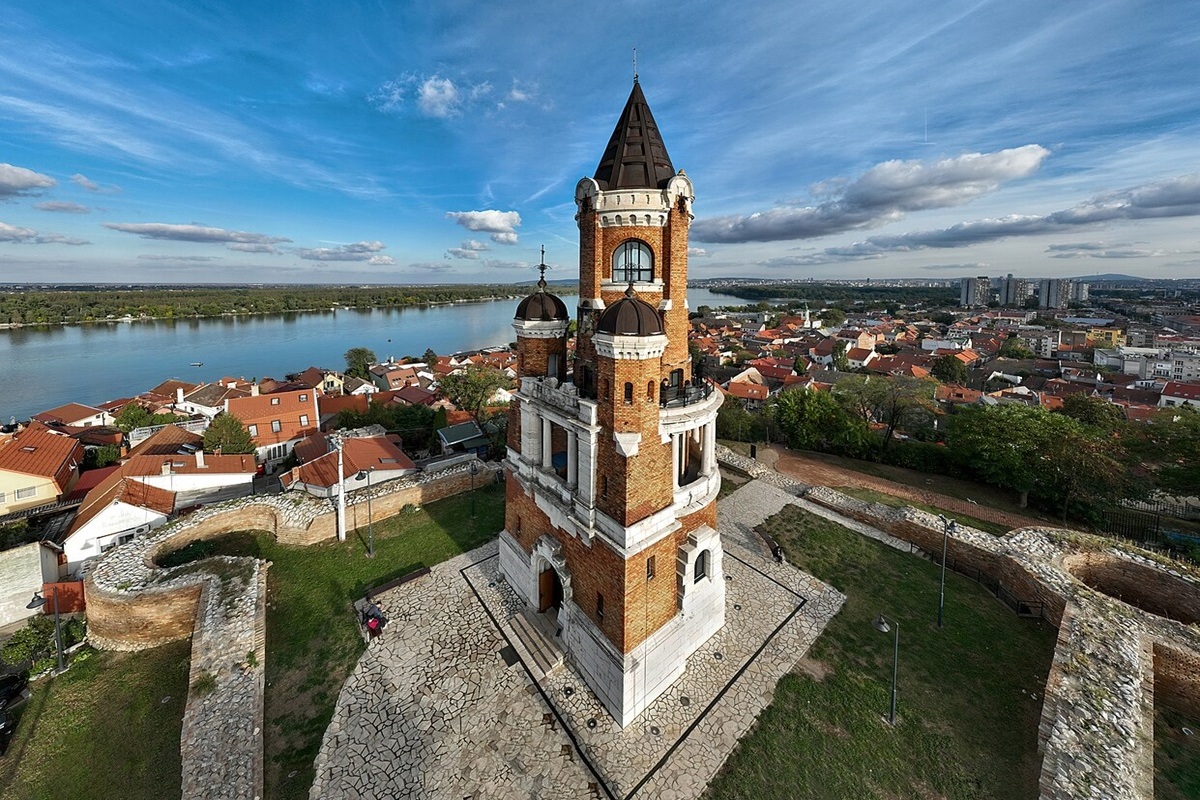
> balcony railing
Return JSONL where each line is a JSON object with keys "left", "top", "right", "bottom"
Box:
{"left": 660, "top": 379, "right": 715, "bottom": 408}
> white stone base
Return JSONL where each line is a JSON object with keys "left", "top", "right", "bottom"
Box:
{"left": 497, "top": 528, "right": 726, "bottom": 727}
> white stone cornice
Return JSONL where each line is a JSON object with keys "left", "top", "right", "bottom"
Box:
{"left": 513, "top": 318, "right": 569, "bottom": 339}
{"left": 613, "top": 431, "right": 641, "bottom": 457}
{"left": 593, "top": 332, "right": 668, "bottom": 360}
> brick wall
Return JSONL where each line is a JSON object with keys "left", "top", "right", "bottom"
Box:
{"left": 1063, "top": 552, "right": 1200, "bottom": 626}
{"left": 595, "top": 355, "right": 672, "bottom": 526}
{"left": 806, "top": 491, "right": 1066, "bottom": 627}
{"left": 518, "top": 336, "right": 565, "bottom": 381}
{"left": 86, "top": 580, "right": 204, "bottom": 649}
{"left": 1154, "top": 642, "right": 1200, "bottom": 718}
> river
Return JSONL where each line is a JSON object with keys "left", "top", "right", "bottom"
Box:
{"left": 0, "top": 288, "right": 733, "bottom": 422}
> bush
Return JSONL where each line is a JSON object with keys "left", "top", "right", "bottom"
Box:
{"left": 1, "top": 614, "right": 86, "bottom": 669}
{"left": 881, "top": 440, "right": 958, "bottom": 475}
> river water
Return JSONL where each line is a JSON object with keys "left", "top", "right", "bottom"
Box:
{"left": 0, "top": 288, "right": 732, "bottom": 421}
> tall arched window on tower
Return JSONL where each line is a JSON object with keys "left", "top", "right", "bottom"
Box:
{"left": 613, "top": 239, "right": 653, "bottom": 283}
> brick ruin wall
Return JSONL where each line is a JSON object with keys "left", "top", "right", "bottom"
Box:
{"left": 804, "top": 487, "right": 1066, "bottom": 626}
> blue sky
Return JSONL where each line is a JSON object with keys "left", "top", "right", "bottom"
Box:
{"left": 1, "top": 0, "right": 1198, "bottom": 284}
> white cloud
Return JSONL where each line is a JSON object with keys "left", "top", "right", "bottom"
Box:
{"left": 1047, "top": 242, "right": 1169, "bottom": 259}
{"left": 71, "top": 173, "right": 119, "bottom": 193}
{"left": 829, "top": 172, "right": 1200, "bottom": 256}
{"left": 446, "top": 239, "right": 491, "bottom": 260}
{"left": 688, "top": 247, "right": 711, "bottom": 258}
{"left": 35, "top": 200, "right": 90, "bottom": 213}
{"left": 103, "top": 222, "right": 291, "bottom": 245}
{"left": 446, "top": 210, "right": 521, "bottom": 245}
{"left": 0, "top": 222, "right": 36, "bottom": 241}
{"left": 0, "top": 163, "right": 56, "bottom": 197}
{"left": 418, "top": 76, "right": 460, "bottom": 118}
{"left": 0, "top": 221, "right": 88, "bottom": 245}
{"left": 226, "top": 242, "right": 281, "bottom": 254}
{"left": 693, "top": 145, "right": 1050, "bottom": 243}
{"left": 296, "top": 241, "right": 393, "bottom": 262}
{"left": 138, "top": 254, "right": 221, "bottom": 262}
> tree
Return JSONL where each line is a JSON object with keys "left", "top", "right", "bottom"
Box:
{"left": 344, "top": 347, "right": 377, "bottom": 380}
{"left": 999, "top": 336, "right": 1035, "bottom": 359}
{"left": 772, "top": 387, "right": 871, "bottom": 456}
{"left": 83, "top": 445, "right": 121, "bottom": 470}
{"left": 438, "top": 366, "right": 512, "bottom": 424}
{"left": 203, "top": 413, "right": 255, "bottom": 454}
{"left": 945, "top": 405, "right": 1047, "bottom": 506}
{"left": 930, "top": 354, "right": 969, "bottom": 385}
{"left": 831, "top": 341, "right": 850, "bottom": 372}
{"left": 114, "top": 403, "right": 180, "bottom": 434}
{"left": 1059, "top": 394, "right": 1123, "bottom": 430}
{"left": 833, "top": 375, "right": 936, "bottom": 452}
{"left": 422, "top": 348, "right": 438, "bottom": 366}
{"left": 822, "top": 308, "right": 846, "bottom": 328}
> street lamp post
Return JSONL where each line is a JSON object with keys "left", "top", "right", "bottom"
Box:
{"left": 357, "top": 467, "right": 376, "bottom": 558}
{"left": 873, "top": 614, "right": 899, "bottom": 726}
{"left": 331, "top": 433, "right": 347, "bottom": 542}
{"left": 936, "top": 515, "right": 958, "bottom": 628}
{"left": 469, "top": 459, "right": 481, "bottom": 519}
{"left": 27, "top": 587, "right": 64, "bottom": 673}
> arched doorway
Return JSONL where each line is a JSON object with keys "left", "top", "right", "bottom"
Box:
{"left": 538, "top": 564, "right": 563, "bottom": 613}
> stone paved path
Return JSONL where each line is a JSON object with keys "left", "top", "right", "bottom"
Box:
{"left": 310, "top": 480, "right": 844, "bottom": 799}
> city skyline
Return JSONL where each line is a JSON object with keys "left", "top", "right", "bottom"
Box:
{"left": 1, "top": 1, "right": 1198, "bottom": 284}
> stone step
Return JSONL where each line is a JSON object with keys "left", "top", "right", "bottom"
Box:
{"left": 506, "top": 610, "right": 564, "bottom": 680}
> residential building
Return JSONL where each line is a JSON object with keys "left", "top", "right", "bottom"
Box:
{"left": 0, "top": 424, "right": 85, "bottom": 515}
{"left": 1160, "top": 381, "right": 1200, "bottom": 408}
{"left": 225, "top": 387, "right": 320, "bottom": 470}
{"left": 31, "top": 403, "right": 113, "bottom": 428}
{"left": 1000, "top": 274, "right": 1029, "bottom": 307}
{"left": 959, "top": 276, "right": 991, "bottom": 307}
{"left": 281, "top": 432, "right": 417, "bottom": 498}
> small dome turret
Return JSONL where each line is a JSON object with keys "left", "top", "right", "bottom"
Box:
{"left": 514, "top": 249, "right": 568, "bottom": 322}
{"left": 597, "top": 285, "right": 663, "bottom": 336}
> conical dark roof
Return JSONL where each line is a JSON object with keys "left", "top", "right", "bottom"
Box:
{"left": 597, "top": 286, "right": 663, "bottom": 336}
{"left": 593, "top": 81, "right": 676, "bottom": 190}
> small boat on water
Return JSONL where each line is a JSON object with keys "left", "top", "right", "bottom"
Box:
{"left": 190, "top": 361, "right": 204, "bottom": 367}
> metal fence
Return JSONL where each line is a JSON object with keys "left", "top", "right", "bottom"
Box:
{"left": 901, "top": 540, "right": 1048, "bottom": 620}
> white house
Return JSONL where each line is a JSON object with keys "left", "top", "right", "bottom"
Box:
{"left": 59, "top": 472, "right": 175, "bottom": 577}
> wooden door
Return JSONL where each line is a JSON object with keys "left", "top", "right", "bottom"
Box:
{"left": 539, "top": 568, "right": 554, "bottom": 612}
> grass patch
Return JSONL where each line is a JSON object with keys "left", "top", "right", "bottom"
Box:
{"left": 705, "top": 505, "right": 1056, "bottom": 800}
{"left": 835, "top": 485, "right": 1013, "bottom": 536}
{"left": 0, "top": 642, "right": 190, "bottom": 800}
{"left": 1157, "top": 703, "right": 1200, "bottom": 800}
{"left": 166, "top": 482, "right": 505, "bottom": 800}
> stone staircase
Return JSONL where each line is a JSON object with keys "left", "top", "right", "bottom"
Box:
{"left": 506, "top": 609, "right": 564, "bottom": 680}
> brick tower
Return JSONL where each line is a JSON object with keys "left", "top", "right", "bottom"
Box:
{"left": 500, "top": 80, "right": 724, "bottom": 727}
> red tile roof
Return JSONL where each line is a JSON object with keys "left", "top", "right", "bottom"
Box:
{"left": 0, "top": 424, "right": 85, "bottom": 490}
{"left": 32, "top": 402, "right": 105, "bottom": 425}
{"left": 226, "top": 389, "right": 320, "bottom": 446}
{"left": 126, "top": 424, "right": 204, "bottom": 457}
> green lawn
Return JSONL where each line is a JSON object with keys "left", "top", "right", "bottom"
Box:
{"left": 1157, "top": 703, "right": 1200, "bottom": 800}
{"left": 0, "top": 641, "right": 190, "bottom": 800}
{"left": 159, "top": 481, "right": 505, "bottom": 800}
{"left": 705, "top": 505, "right": 1057, "bottom": 800}
{"left": 835, "top": 485, "right": 1013, "bottom": 536}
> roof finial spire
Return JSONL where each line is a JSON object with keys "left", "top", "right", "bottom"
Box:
{"left": 625, "top": 280, "right": 636, "bottom": 298}
{"left": 633, "top": 46, "right": 638, "bottom": 84}
{"left": 537, "top": 245, "right": 548, "bottom": 290}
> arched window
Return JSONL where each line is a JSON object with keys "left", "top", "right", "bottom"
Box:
{"left": 695, "top": 549, "right": 710, "bottom": 583}
{"left": 647, "top": 380, "right": 655, "bottom": 401}
{"left": 624, "top": 382, "right": 633, "bottom": 404}
{"left": 602, "top": 379, "right": 611, "bottom": 400}
{"left": 613, "top": 240, "right": 653, "bottom": 283}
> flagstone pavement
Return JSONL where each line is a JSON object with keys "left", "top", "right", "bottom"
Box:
{"left": 309, "top": 479, "right": 844, "bottom": 799}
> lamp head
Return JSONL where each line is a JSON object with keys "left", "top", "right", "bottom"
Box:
{"left": 873, "top": 615, "right": 890, "bottom": 634}
{"left": 26, "top": 591, "right": 46, "bottom": 610}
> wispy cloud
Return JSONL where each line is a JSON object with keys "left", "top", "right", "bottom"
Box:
{"left": 138, "top": 254, "right": 221, "bottom": 262}
{"left": 0, "top": 163, "right": 55, "bottom": 197}
{"left": 35, "top": 200, "right": 90, "bottom": 213}
{"left": 370, "top": 73, "right": 497, "bottom": 118}
{"left": 446, "top": 238, "right": 490, "bottom": 260}
{"left": 0, "top": 220, "right": 89, "bottom": 245}
{"left": 693, "top": 146, "right": 1050, "bottom": 243}
{"left": 103, "top": 222, "right": 291, "bottom": 245}
{"left": 446, "top": 209, "right": 521, "bottom": 244}
{"left": 71, "top": 173, "right": 120, "bottom": 193}
{"left": 829, "top": 172, "right": 1200, "bottom": 256}
{"left": 296, "top": 240, "right": 395, "bottom": 264}
{"left": 918, "top": 262, "right": 991, "bottom": 272}
{"left": 1047, "top": 242, "right": 1170, "bottom": 259}
{"left": 688, "top": 247, "right": 711, "bottom": 258}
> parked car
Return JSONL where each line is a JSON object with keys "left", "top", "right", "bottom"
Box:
{"left": 0, "top": 673, "right": 28, "bottom": 713}
{"left": 0, "top": 710, "right": 16, "bottom": 756}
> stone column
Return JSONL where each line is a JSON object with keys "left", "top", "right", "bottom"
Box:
{"left": 672, "top": 433, "right": 681, "bottom": 491}
{"left": 567, "top": 430, "right": 578, "bottom": 487}
{"left": 542, "top": 418, "right": 553, "bottom": 468}
{"left": 704, "top": 422, "right": 716, "bottom": 474}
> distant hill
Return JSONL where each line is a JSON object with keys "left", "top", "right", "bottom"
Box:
{"left": 1080, "top": 273, "right": 1147, "bottom": 282}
